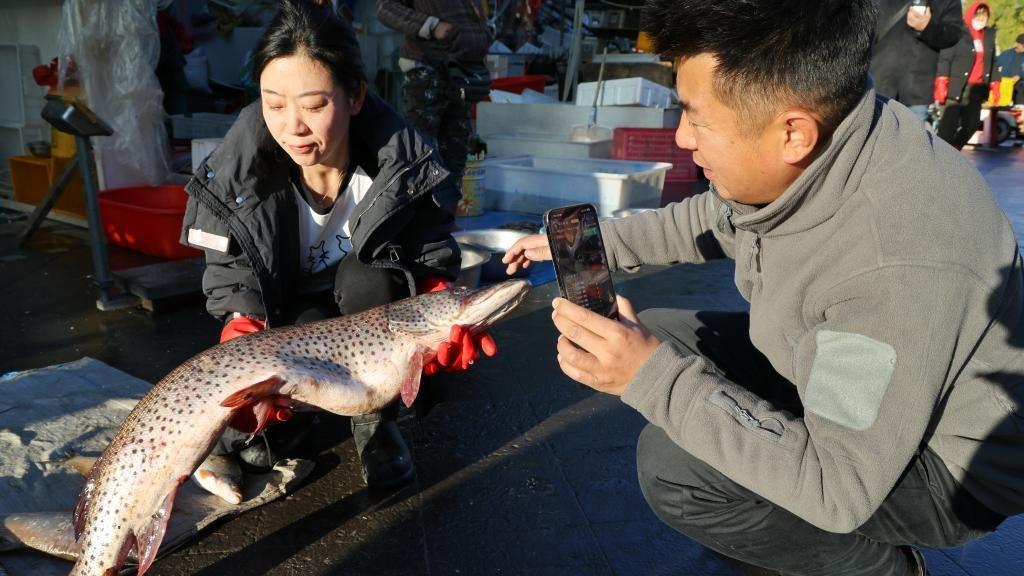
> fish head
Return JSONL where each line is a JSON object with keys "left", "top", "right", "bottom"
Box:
{"left": 386, "top": 279, "right": 531, "bottom": 348}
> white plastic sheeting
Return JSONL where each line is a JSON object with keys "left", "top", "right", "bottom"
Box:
{"left": 56, "top": 0, "right": 170, "bottom": 188}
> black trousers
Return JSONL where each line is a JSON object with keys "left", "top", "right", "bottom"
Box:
{"left": 936, "top": 83, "right": 990, "bottom": 150}
{"left": 402, "top": 65, "right": 473, "bottom": 182}
{"left": 634, "top": 309, "right": 1005, "bottom": 576}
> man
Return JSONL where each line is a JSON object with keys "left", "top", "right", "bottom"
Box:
{"left": 995, "top": 33, "right": 1024, "bottom": 104}
{"left": 377, "top": 0, "right": 493, "bottom": 188}
{"left": 504, "top": 1, "right": 1023, "bottom": 574}
{"left": 871, "top": 0, "right": 963, "bottom": 122}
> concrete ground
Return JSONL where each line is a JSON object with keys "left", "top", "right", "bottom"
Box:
{"left": 1, "top": 146, "right": 1022, "bottom": 575}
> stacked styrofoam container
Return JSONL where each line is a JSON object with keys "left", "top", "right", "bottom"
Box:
{"left": 575, "top": 77, "right": 676, "bottom": 108}
{"left": 0, "top": 44, "right": 48, "bottom": 189}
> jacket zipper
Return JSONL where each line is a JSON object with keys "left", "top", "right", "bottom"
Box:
{"left": 354, "top": 149, "right": 435, "bottom": 231}
{"left": 746, "top": 235, "right": 761, "bottom": 273}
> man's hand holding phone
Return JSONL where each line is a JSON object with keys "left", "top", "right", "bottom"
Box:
{"left": 550, "top": 295, "right": 661, "bottom": 395}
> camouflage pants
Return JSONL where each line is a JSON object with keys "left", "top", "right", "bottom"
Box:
{"left": 402, "top": 65, "right": 472, "bottom": 181}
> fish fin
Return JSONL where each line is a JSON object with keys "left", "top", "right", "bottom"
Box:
{"left": 0, "top": 516, "right": 21, "bottom": 552}
{"left": 65, "top": 455, "right": 98, "bottom": 477}
{"left": 400, "top": 351, "right": 425, "bottom": 408}
{"left": 73, "top": 477, "right": 96, "bottom": 541}
{"left": 135, "top": 478, "right": 184, "bottom": 576}
{"left": 220, "top": 375, "right": 285, "bottom": 408}
{"left": 111, "top": 529, "right": 137, "bottom": 576}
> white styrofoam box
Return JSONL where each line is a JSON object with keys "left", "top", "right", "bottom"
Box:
{"left": 486, "top": 54, "right": 526, "bottom": 79}
{"left": 0, "top": 43, "right": 43, "bottom": 125}
{"left": 575, "top": 77, "right": 675, "bottom": 108}
{"left": 191, "top": 138, "right": 223, "bottom": 173}
{"left": 476, "top": 102, "right": 681, "bottom": 138}
{"left": 483, "top": 156, "right": 671, "bottom": 217}
{"left": 485, "top": 133, "right": 611, "bottom": 159}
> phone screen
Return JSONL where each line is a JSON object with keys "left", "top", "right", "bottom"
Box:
{"left": 544, "top": 203, "right": 618, "bottom": 319}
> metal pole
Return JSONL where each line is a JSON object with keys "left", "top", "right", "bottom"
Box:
{"left": 76, "top": 135, "right": 115, "bottom": 295}
{"left": 17, "top": 155, "right": 80, "bottom": 245}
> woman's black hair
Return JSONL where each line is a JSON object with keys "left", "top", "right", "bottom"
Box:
{"left": 252, "top": 0, "right": 367, "bottom": 94}
{"left": 642, "top": 0, "right": 876, "bottom": 134}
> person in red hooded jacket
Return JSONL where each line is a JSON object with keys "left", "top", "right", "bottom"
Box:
{"left": 935, "top": 1, "right": 1002, "bottom": 149}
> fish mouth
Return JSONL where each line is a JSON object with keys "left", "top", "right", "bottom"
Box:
{"left": 462, "top": 279, "right": 531, "bottom": 329}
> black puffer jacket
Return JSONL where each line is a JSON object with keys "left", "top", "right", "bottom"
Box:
{"left": 870, "top": 0, "right": 964, "bottom": 106}
{"left": 937, "top": 18, "right": 999, "bottom": 100}
{"left": 180, "top": 93, "right": 461, "bottom": 326}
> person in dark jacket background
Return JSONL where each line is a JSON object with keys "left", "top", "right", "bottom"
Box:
{"left": 995, "top": 33, "right": 1024, "bottom": 104}
{"left": 181, "top": 0, "right": 487, "bottom": 492}
{"left": 870, "top": 0, "right": 963, "bottom": 123}
{"left": 935, "top": 1, "right": 1001, "bottom": 149}
{"left": 377, "top": 0, "right": 493, "bottom": 189}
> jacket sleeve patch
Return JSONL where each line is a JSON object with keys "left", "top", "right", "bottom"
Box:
{"left": 805, "top": 330, "right": 897, "bottom": 431}
{"left": 187, "top": 228, "right": 230, "bottom": 253}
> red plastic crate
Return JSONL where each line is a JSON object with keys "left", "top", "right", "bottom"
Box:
{"left": 490, "top": 74, "right": 547, "bottom": 95}
{"left": 612, "top": 128, "right": 698, "bottom": 183}
{"left": 98, "top": 185, "right": 202, "bottom": 260}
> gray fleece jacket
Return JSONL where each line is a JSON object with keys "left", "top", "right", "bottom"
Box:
{"left": 605, "top": 89, "right": 1024, "bottom": 533}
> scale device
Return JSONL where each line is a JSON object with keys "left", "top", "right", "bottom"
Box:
{"left": 19, "top": 95, "right": 139, "bottom": 310}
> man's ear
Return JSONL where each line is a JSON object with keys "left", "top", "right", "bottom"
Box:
{"left": 349, "top": 81, "right": 368, "bottom": 116}
{"left": 776, "top": 109, "right": 820, "bottom": 167}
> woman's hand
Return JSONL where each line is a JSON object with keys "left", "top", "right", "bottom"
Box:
{"left": 502, "top": 233, "right": 552, "bottom": 275}
{"left": 551, "top": 295, "right": 661, "bottom": 396}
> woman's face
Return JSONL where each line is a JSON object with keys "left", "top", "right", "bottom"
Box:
{"left": 260, "top": 53, "right": 365, "bottom": 167}
{"left": 972, "top": 9, "right": 989, "bottom": 31}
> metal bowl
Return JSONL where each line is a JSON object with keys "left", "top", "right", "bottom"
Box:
{"left": 453, "top": 229, "right": 532, "bottom": 280}
{"left": 455, "top": 243, "right": 492, "bottom": 288}
{"left": 27, "top": 140, "right": 51, "bottom": 158}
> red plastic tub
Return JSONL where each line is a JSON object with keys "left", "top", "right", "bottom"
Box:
{"left": 98, "top": 185, "right": 201, "bottom": 260}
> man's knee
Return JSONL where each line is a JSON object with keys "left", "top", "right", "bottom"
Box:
{"left": 637, "top": 423, "right": 757, "bottom": 532}
{"left": 637, "top": 308, "right": 699, "bottom": 345}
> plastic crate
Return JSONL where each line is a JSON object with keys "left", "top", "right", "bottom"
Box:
{"left": 170, "top": 113, "right": 237, "bottom": 140}
{"left": 9, "top": 155, "right": 86, "bottom": 218}
{"left": 98, "top": 185, "right": 202, "bottom": 260}
{"left": 483, "top": 156, "right": 671, "bottom": 217}
{"left": 612, "top": 128, "right": 698, "bottom": 182}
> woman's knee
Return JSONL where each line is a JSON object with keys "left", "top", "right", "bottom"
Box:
{"left": 334, "top": 256, "right": 411, "bottom": 315}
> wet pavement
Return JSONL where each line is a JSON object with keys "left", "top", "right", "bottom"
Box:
{"left": 1, "top": 145, "right": 1022, "bottom": 575}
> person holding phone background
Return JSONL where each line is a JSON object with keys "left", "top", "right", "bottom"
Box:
{"left": 870, "top": 0, "right": 965, "bottom": 124}
{"left": 504, "top": 1, "right": 1023, "bottom": 574}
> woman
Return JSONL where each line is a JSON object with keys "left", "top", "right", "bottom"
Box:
{"left": 934, "top": 1, "right": 1001, "bottom": 149}
{"left": 181, "top": 0, "right": 479, "bottom": 489}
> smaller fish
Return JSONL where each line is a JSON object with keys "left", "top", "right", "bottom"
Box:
{"left": 192, "top": 454, "right": 243, "bottom": 505}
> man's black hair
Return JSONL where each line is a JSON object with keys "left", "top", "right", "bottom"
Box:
{"left": 642, "top": 0, "right": 877, "bottom": 134}
{"left": 253, "top": 0, "right": 367, "bottom": 95}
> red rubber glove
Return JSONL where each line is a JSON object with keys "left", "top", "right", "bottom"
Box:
{"left": 414, "top": 277, "right": 498, "bottom": 374}
{"left": 989, "top": 81, "right": 1002, "bottom": 106}
{"left": 220, "top": 315, "right": 266, "bottom": 343}
{"left": 423, "top": 324, "right": 498, "bottom": 375}
{"left": 934, "top": 76, "right": 950, "bottom": 105}
{"left": 219, "top": 315, "right": 292, "bottom": 433}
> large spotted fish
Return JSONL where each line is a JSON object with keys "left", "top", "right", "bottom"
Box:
{"left": 70, "top": 280, "right": 530, "bottom": 576}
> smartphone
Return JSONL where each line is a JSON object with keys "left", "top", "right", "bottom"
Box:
{"left": 910, "top": 0, "right": 927, "bottom": 15}
{"left": 543, "top": 203, "right": 619, "bottom": 319}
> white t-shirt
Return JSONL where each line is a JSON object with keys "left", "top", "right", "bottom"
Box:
{"left": 294, "top": 166, "right": 372, "bottom": 292}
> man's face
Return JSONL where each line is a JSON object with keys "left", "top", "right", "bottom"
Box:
{"left": 1016, "top": 42, "right": 1024, "bottom": 53}
{"left": 674, "top": 54, "right": 789, "bottom": 206}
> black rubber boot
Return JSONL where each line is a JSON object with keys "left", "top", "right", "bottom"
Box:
{"left": 230, "top": 412, "right": 319, "bottom": 474}
{"left": 351, "top": 405, "right": 414, "bottom": 488}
